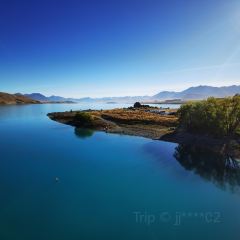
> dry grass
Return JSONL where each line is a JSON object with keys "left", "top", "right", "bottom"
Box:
{"left": 48, "top": 107, "right": 178, "bottom": 139}
{"left": 90, "top": 108, "right": 177, "bottom": 127}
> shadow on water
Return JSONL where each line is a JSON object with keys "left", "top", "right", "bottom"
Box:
{"left": 74, "top": 128, "right": 95, "bottom": 139}
{"left": 174, "top": 144, "right": 240, "bottom": 193}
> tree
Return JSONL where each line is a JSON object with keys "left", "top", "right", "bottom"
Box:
{"left": 75, "top": 112, "right": 93, "bottom": 126}
{"left": 134, "top": 102, "right": 142, "bottom": 108}
{"left": 177, "top": 96, "right": 240, "bottom": 137}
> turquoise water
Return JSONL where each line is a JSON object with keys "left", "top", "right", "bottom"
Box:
{"left": 0, "top": 103, "right": 240, "bottom": 240}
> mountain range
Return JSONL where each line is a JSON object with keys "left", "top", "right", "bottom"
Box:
{"left": 23, "top": 93, "right": 68, "bottom": 102}
{"left": 22, "top": 85, "right": 240, "bottom": 103}
{"left": 22, "top": 93, "right": 151, "bottom": 103}
{"left": 152, "top": 85, "right": 240, "bottom": 100}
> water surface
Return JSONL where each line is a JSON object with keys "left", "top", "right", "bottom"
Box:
{"left": 0, "top": 103, "right": 240, "bottom": 240}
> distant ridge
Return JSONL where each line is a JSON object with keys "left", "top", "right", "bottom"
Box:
{"left": 22, "top": 85, "right": 240, "bottom": 103}
{"left": 24, "top": 93, "right": 49, "bottom": 102}
{"left": 153, "top": 85, "right": 240, "bottom": 100}
{"left": 24, "top": 93, "right": 68, "bottom": 102}
{"left": 23, "top": 93, "right": 151, "bottom": 103}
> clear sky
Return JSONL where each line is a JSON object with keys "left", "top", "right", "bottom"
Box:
{"left": 1, "top": 0, "right": 240, "bottom": 97}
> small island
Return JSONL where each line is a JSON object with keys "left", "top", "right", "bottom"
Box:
{"left": 48, "top": 96, "right": 240, "bottom": 157}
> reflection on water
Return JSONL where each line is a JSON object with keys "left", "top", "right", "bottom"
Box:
{"left": 74, "top": 127, "right": 95, "bottom": 139}
{"left": 174, "top": 144, "right": 240, "bottom": 193}
{"left": 1, "top": 104, "right": 240, "bottom": 240}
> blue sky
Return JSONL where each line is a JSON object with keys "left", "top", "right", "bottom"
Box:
{"left": 1, "top": 0, "right": 240, "bottom": 97}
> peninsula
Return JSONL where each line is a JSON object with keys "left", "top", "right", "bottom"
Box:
{"left": 48, "top": 103, "right": 178, "bottom": 139}
{"left": 48, "top": 97, "right": 240, "bottom": 158}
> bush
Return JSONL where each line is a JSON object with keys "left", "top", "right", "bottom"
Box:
{"left": 177, "top": 95, "right": 240, "bottom": 137}
{"left": 134, "top": 102, "right": 142, "bottom": 108}
{"left": 75, "top": 112, "right": 93, "bottom": 126}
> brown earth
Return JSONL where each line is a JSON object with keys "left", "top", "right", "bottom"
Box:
{"left": 47, "top": 108, "right": 178, "bottom": 139}
{"left": 0, "top": 92, "right": 40, "bottom": 104}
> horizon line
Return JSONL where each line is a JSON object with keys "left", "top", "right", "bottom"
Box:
{"left": 4, "top": 83, "right": 240, "bottom": 99}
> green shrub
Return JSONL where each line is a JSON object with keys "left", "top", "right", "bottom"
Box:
{"left": 177, "top": 95, "right": 240, "bottom": 137}
{"left": 75, "top": 112, "right": 93, "bottom": 125}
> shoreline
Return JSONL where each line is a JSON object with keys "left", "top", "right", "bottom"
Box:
{"left": 47, "top": 107, "right": 177, "bottom": 140}
{"left": 47, "top": 108, "right": 240, "bottom": 158}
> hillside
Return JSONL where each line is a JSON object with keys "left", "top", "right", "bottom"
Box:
{"left": 24, "top": 93, "right": 49, "bottom": 102}
{"left": 0, "top": 92, "right": 40, "bottom": 104}
{"left": 24, "top": 93, "right": 68, "bottom": 102}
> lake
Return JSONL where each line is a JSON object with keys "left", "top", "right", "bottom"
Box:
{"left": 0, "top": 103, "right": 240, "bottom": 240}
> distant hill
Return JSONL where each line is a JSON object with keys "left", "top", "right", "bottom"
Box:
{"left": 24, "top": 93, "right": 74, "bottom": 102}
{"left": 153, "top": 85, "right": 240, "bottom": 100}
{"left": 20, "top": 85, "right": 240, "bottom": 104}
{"left": 23, "top": 93, "right": 151, "bottom": 103}
{"left": 24, "top": 93, "right": 53, "bottom": 102}
{"left": 0, "top": 92, "right": 40, "bottom": 104}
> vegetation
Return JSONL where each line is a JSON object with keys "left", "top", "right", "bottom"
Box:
{"left": 100, "top": 108, "right": 177, "bottom": 126}
{"left": 134, "top": 102, "right": 142, "bottom": 108}
{"left": 133, "top": 102, "right": 151, "bottom": 108}
{"left": 75, "top": 112, "right": 93, "bottom": 125}
{"left": 178, "top": 95, "right": 240, "bottom": 137}
{"left": 48, "top": 106, "right": 178, "bottom": 140}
